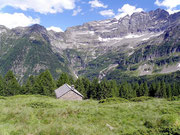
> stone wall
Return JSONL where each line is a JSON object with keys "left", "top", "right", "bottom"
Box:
{"left": 60, "top": 90, "right": 83, "bottom": 100}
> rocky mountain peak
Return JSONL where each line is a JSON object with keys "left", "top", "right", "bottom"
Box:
{"left": 28, "top": 24, "right": 47, "bottom": 34}
{"left": 0, "top": 25, "right": 9, "bottom": 34}
{"left": 149, "top": 8, "right": 169, "bottom": 20}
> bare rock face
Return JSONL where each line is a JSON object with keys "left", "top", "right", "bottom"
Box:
{"left": 0, "top": 8, "right": 180, "bottom": 81}
{"left": 56, "top": 9, "right": 171, "bottom": 50}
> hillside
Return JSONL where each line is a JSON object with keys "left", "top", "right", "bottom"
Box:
{"left": 0, "top": 95, "right": 179, "bottom": 135}
{"left": 0, "top": 9, "right": 180, "bottom": 81}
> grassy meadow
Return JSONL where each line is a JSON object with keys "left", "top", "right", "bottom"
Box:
{"left": 0, "top": 95, "right": 179, "bottom": 135}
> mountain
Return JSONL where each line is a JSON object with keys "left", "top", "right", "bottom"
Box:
{"left": 0, "top": 9, "right": 180, "bottom": 82}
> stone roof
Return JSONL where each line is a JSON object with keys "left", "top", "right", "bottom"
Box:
{"left": 55, "top": 83, "right": 84, "bottom": 98}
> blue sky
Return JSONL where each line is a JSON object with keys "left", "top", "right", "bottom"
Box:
{"left": 0, "top": 0, "right": 180, "bottom": 31}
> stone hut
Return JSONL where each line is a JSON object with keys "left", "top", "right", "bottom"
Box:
{"left": 55, "top": 83, "right": 83, "bottom": 100}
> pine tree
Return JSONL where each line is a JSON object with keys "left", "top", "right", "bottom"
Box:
{"left": 110, "top": 80, "right": 119, "bottom": 97}
{"left": 88, "top": 78, "right": 98, "bottom": 99}
{"left": 127, "top": 83, "right": 134, "bottom": 98}
{"left": 161, "top": 81, "right": 167, "bottom": 98}
{"left": 167, "top": 84, "right": 172, "bottom": 99}
{"left": 132, "top": 82, "right": 139, "bottom": 97}
{"left": 119, "top": 82, "right": 129, "bottom": 98}
{"left": 0, "top": 76, "right": 5, "bottom": 96}
{"left": 155, "top": 82, "right": 161, "bottom": 97}
{"left": 32, "top": 81, "right": 42, "bottom": 94}
{"left": 57, "top": 73, "right": 70, "bottom": 87}
{"left": 138, "top": 83, "right": 144, "bottom": 97}
{"left": 75, "top": 78, "right": 85, "bottom": 98}
{"left": 97, "top": 81, "right": 105, "bottom": 100}
{"left": 39, "top": 70, "right": 56, "bottom": 96}
{"left": 24, "top": 80, "right": 33, "bottom": 94}
{"left": 81, "top": 77, "right": 91, "bottom": 98}
{"left": 149, "top": 82, "right": 156, "bottom": 97}
{"left": 99, "top": 79, "right": 112, "bottom": 99}
{"left": 144, "top": 82, "right": 149, "bottom": 96}
{"left": 172, "top": 83, "right": 178, "bottom": 96}
{"left": 4, "top": 71, "right": 20, "bottom": 96}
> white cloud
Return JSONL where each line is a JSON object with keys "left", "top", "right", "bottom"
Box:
{"left": 0, "top": 0, "right": 76, "bottom": 14}
{"left": 155, "top": 0, "right": 180, "bottom": 14}
{"left": 0, "top": 12, "right": 40, "bottom": 29}
{"left": 47, "top": 26, "right": 63, "bottom": 32}
{"left": 166, "top": 9, "right": 180, "bottom": 14}
{"left": 99, "top": 9, "right": 115, "bottom": 17}
{"left": 89, "top": 0, "right": 107, "bottom": 8}
{"left": 115, "top": 4, "right": 144, "bottom": 19}
{"left": 72, "top": 6, "right": 82, "bottom": 16}
{"left": 155, "top": 0, "right": 180, "bottom": 9}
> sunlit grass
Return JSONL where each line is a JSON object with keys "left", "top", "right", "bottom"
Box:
{"left": 0, "top": 95, "right": 179, "bottom": 135}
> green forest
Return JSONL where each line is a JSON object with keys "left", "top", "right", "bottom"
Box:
{"left": 0, "top": 70, "right": 180, "bottom": 100}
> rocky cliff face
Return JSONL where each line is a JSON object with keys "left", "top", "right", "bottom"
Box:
{"left": 0, "top": 9, "right": 180, "bottom": 81}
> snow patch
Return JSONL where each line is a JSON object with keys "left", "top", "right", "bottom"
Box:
{"left": 178, "top": 63, "right": 180, "bottom": 68}
{"left": 98, "top": 36, "right": 123, "bottom": 42}
{"left": 142, "top": 38, "right": 150, "bottom": 41}
{"left": 77, "top": 31, "right": 95, "bottom": 35}
{"left": 125, "top": 34, "right": 144, "bottom": 39}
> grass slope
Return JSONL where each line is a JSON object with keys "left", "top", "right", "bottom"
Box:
{"left": 0, "top": 95, "right": 179, "bottom": 135}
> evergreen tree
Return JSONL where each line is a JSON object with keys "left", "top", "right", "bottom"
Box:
{"left": 161, "top": 81, "right": 167, "bottom": 98}
{"left": 32, "top": 81, "right": 42, "bottom": 94}
{"left": 81, "top": 77, "right": 91, "bottom": 98}
{"left": 24, "top": 79, "right": 33, "bottom": 94}
{"left": 149, "top": 82, "right": 156, "bottom": 97}
{"left": 143, "top": 82, "right": 149, "bottom": 96}
{"left": 88, "top": 78, "right": 98, "bottom": 99}
{"left": 138, "top": 83, "right": 144, "bottom": 97}
{"left": 4, "top": 71, "right": 20, "bottom": 96}
{"left": 155, "top": 82, "right": 161, "bottom": 97}
{"left": 119, "top": 82, "right": 129, "bottom": 98}
{"left": 75, "top": 78, "right": 85, "bottom": 98}
{"left": 167, "top": 84, "right": 172, "bottom": 99}
{"left": 132, "top": 82, "right": 139, "bottom": 97}
{"left": 0, "top": 76, "right": 5, "bottom": 96}
{"left": 99, "top": 79, "right": 112, "bottom": 99}
{"left": 172, "top": 83, "right": 178, "bottom": 96}
{"left": 96, "top": 81, "right": 105, "bottom": 100}
{"left": 127, "top": 83, "right": 135, "bottom": 98}
{"left": 109, "top": 80, "right": 119, "bottom": 97}
{"left": 39, "top": 70, "right": 56, "bottom": 96}
{"left": 57, "top": 73, "right": 70, "bottom": 87}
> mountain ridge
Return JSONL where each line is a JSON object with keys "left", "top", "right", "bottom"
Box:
{"left": 0, "top": 8, "right": 180, "bottom": 81}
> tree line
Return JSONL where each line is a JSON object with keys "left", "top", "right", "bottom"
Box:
{"left": 0, "top": 70, "right": 179, "bottom": 100}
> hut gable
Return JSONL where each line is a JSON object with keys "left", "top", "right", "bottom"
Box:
{"left": 55, "top": 84, "right": 83, "bottom": 100}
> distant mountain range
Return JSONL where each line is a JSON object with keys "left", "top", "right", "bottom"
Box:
{"left": 0, "top": 8, "right": 180, "bottom": 82}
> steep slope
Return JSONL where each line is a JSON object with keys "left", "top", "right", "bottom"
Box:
{"left": 0, "top": 25, "right": 69, "bottom": 81}
{"left": 0, "top": 9, "right": 180, "bottom": 81}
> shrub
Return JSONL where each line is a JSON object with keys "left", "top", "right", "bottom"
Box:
{"left": 27, "top": 101, "right": 55, "bottom": 108}
{"left": 171, "top": 96, "right": 180, "bottom": 101}
{"left": 130, "top": 96, "right": 153, "bottom": 102}
{"left": 99, "top": 97, "right": 129, "bottom": 104}
{"left": 0, "top": 96, "right": 6, "bottom": 100}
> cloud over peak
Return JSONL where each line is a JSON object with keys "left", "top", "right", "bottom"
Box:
{"left": 155, "top": 0, "right": 180, "bottom": 14}
{"left": 115, "top": 4, "right": 143, "bottom": 19}
{"left": 47, "top": 26, "right": 63, "bottom": 32}
{"left": 0, "top": 13, "right": 40, "bottom": 29}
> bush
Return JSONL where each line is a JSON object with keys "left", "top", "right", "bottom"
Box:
{"left": 171, "top": 96, "right": 180, "bottom": 101}
{"left": 99, "top": 97, "right": 129, "bottom": 104}
{"left": 27, "top": 101, "right": 55, "bottom": 108}
{"left": 130, "top": 96, "right": 153, "bottom": 102}
{"left": 0, "top": 96, "right": 6, "bottom": 100}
